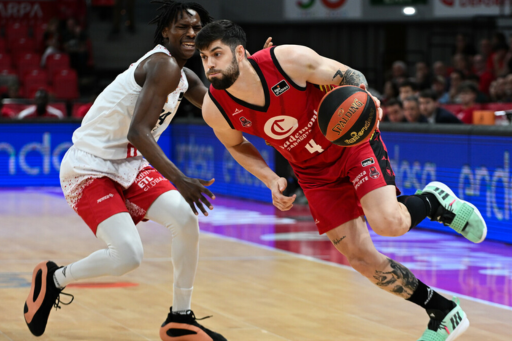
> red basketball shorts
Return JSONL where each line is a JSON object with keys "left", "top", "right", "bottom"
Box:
{"left": 67, "top": 166, "right": 176, "bottom": 234}
{"left": 293, "top": 131, "right": 399, "bottom": 234}
{"left": 72, "top": 166, "right": 175, "bottom": 234}
{"left": 60, "top": 147, "right": 177, "bottom": 234}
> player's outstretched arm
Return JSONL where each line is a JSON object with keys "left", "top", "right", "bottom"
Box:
{"left": 274, "top": 45, "right": 382, "bottom": 122}
{"left": 274, "top": 45, "right": 368, "bottom": 88}
{"left": 202, "top": 93, "right": 296, "bottom": 211}
{"left": 128, "top": 55, "right": 214, "bottom": 216}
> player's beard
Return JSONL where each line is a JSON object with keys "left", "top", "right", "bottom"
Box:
{"left": 209, "top": 55, "right": 240, "bottom": 90}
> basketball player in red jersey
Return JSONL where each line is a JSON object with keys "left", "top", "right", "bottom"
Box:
{"left": 197, "top": 21, "right": 487, "bottom": 341}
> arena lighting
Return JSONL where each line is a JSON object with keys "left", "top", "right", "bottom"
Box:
{"left": 403, "top": 6, "right": 416, "bottom": 16}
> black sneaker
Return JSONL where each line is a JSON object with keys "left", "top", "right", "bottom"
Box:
{"left": 159, "top": 307, "right": 227, "bottom": 341}
{"left": 24, "top": 261, "right": 74, "bottom": 336}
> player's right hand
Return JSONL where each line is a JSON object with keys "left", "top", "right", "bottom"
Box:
{"left": 270, "top": 177, "right": 296, "bottom": 211}
{"left": 174, "top": 177, "right": 215, "bottom": 216}
{"left": 359, "top": 84, "right": 383, "bottom": 128}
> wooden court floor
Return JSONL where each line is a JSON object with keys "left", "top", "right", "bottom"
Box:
{"left": 0, "top": 190, "right": 510, "bottom": 341}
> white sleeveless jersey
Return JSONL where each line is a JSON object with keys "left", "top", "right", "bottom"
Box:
{"left": 72, "top": 45, "right": 189, "bottom": 160}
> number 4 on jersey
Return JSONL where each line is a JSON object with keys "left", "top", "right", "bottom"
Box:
{"left": 306, "top": 138, "right": 324, "bottom": 154}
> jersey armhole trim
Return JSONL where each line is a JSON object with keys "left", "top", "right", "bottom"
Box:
{"left": 208, "top": 89, "right": 235, "bottom": 130}
{"left": 130, "top": 48, "right": 173, "bottom": 91}
{"left": 270, "top": 46, "right": 307, "bottom": 92}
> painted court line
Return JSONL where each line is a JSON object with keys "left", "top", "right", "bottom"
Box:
{"left": 0, "top": 330, "right": 14, "bottom": 341}
{"left": 145, "top": 255, "right": 294, "bottom": 262}
{"left": 201, "top": 231, "right": 512, "bottom": 313}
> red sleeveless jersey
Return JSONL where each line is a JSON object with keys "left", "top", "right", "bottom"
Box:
{"left": 208, "top": 46, "right": 345, "bottom": 168}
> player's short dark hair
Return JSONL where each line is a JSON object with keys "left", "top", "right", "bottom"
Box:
{"left": 399, "top": 80, "right": 418, "bottom": 91}
{"left": 419, "top": 89, "right": 438, "bottom": 101}
{"left": 150, "top": 0, "right": 213, "bottom": 46}
{"left": 386, "top": 98, "right": 402, "bottom": 108}
{"left": 196, "top": 20, "right": 247, "bottom": 53}
{"left": 458, "top": 81, "right": 478, "bottom": 94}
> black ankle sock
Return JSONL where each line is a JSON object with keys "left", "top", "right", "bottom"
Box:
{"left": 418, "top": 193, "right": 440, "bottom": 218}
{"left": 407, "top": 280, "right": 455, "bottom": 316}
{"left": 397, "top": 195, "right": 429, "bottom": 230}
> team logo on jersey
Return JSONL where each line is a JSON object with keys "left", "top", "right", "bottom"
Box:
{"left": 271, "top": 80, "right": 290, "bottom": 97}
{"left": 369, "top": 166, "right": 380, "bottom": 179}
{"left": 240, "top": 116, "right": 252, "bottom": 127}
{"left": 264, "top": 116, "right": 298, "bottom": 140}
{"left": 232, "top": 108, "right": 244, "bottom": 116}
{"left": 361, "top": 157, "right": 375, "bottom": 167}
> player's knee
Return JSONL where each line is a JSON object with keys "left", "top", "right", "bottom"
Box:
{"left": 112, "top": 241, "right": 144, "bottom": 275}
{"left": 369, "top": 213, "right": 405, "bottom": 237}
{"left": 174, "top": 209, "right": 199, "bottom": 241}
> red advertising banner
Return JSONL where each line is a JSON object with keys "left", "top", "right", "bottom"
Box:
{"left": 0, "top": 0, "right": 57, "bottom": 22}
{"left": 434, "top": 0, "right": 512, "bottom": 17}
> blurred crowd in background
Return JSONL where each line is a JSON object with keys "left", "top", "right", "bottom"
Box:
{"left": 380, "top": 32, "right": 512, "bottom": 125}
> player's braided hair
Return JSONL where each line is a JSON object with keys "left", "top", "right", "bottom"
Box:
{"left": 149, "top": 0, "right": 213, "bottom": 46}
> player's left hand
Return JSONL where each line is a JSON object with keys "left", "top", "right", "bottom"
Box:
{"left": 263, "top": 37, "right": 273, "bottom": 49}
{"left": 359, "top": 84, "right": 383, "bottom": 128}
{"left": 270, "top": 177, "right": 296, "bottom": 211}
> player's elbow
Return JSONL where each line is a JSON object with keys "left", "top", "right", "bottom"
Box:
{"left": 127, "top": 128, "right": 139, "bottom": 145}
{"left": 127, "top": 127, "right": 147, "bottom": 149}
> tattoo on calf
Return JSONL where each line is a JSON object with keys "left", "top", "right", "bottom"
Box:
{"left": 331, "top": 68, "right": 369, "bottom": 88}
{"left": 373, "top": 258, "right": 418, "bottom": 298}
{"left": 332, "top": 236, "right": 346, "bottom": 245}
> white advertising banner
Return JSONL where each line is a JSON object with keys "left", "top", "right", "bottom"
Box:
{"left": 284, "top": 0, "right": 362, "bottom": 20}
{"left": 434, "top": 0, "right": 512, "bottom": 17}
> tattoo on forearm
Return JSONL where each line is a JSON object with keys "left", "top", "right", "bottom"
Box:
{"left": 373, "top": 258, "right": 418, "bottom": 298}
{"left": 332, "top": 68, "right": 369, "bottom": 88}
{"left": 332, "top": 236, "right": 346, "bottom": 245}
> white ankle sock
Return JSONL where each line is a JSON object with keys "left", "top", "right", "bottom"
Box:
{"left": 172, "top": 286, "right": 193, "bottom": 312}
{"left": 53, "top": 264, "right": 75, "bottom": 288}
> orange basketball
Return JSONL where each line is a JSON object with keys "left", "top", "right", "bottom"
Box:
{"left": 317, "top": 85, "right": 377, "bottom": 147}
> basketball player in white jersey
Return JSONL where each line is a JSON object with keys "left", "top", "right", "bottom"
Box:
{"left": 23, "top": 2, "right": 228, "bottom": 340}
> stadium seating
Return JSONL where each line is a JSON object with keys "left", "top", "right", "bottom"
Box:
{"left": 46, "top": 53, "right": 70, "bottom": 81}
{"left": 71, "top": 102, "right": 92, "bottom": 118}
{"left": 24, "top": 69, "right": 50, "bottom": 98}
{"left": 91, "top": 0, "right": 115, "bottom": 5}
{"left": 484, "top": 103, "right": 512, "bottom": 112}
{"left": 17, "top": 53, "right": 41, "bottom": 79}
{"left": 10, "top": 37, "right": 36, "bottom": 54}
{"left": 6, "top": 22, "right": 29, "bottom": 45}
{"left": 53, "top": 68, "right": 78, "bottom": 100}
{"left": 0, "top": 17, "right": 82, "bottom": 104}
{"left": 0, "top": 53, "right": 12, "bottom": 69}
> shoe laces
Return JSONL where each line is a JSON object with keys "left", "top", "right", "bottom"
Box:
{"left": 184, "top": 310, "right": 213, "bottom": 321}
{"left": 167, "top": 309, "right": 213, "bottom": 323}
{"left": 427, "top": 318, "right": 448, "bottom": 332}
{"left": 53, "top": 291, "right": 74, "bottom": 310}
{"left": 430, "top": 206, "right": 455, "bottom": 226}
